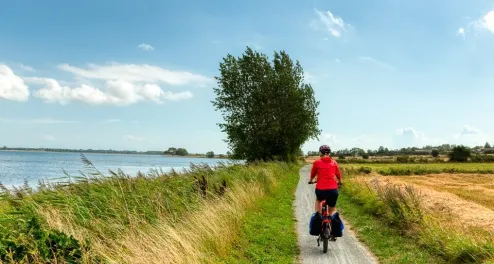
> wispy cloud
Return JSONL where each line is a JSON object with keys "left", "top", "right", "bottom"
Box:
{"left": 473, "top": 10, "right": 494, "bottom": 33}
{"left": 20, "top": 64, "right": 36, "bottom": 72}
{"left": 312, "top": 9, "right": 349, "bottom": 38}
{"left": 459, "top": 125, "right": 481, "bottom": 136}
{"left": 123, "top": 134, "right": 145, "bottom": 142}
{"left": 304, "top": 72, "right": 316, "bottom": 83}
{"left": 0, "top": 64, "right": 30, "bottom": 102}
{"left": 57, "top": 63, "right": 211, "bottom": 86}
{"left": 358, "top": 56, "right": 395, "bottom": 70}
{"left": 103, "top": 119, "right": 122, "bottom": 123}
{"left": 0, "top": 117, "right": 81, "bottom": 124}
{"left": 459, "top": 10, "right": 494, "bottom": 37}
{"left": 138, "top": 43, "right": 154, "bottom": 51}
{"left": 43, "top": 135, "right": 56, "bottom": 141}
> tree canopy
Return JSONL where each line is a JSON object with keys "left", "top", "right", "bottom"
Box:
{"left": 212, "top": 47, "right": 320, "bottom": 162}
{"left": 164, "top": 147, "right": 188, "bottom": 156}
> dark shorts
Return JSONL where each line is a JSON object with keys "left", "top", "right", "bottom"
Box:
{"left": 315, "top": 189, "right": 339, "bottom": 207}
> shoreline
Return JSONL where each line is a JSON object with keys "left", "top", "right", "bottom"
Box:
{"left": 0, "top": 149, "right": 230, "bottom": 159}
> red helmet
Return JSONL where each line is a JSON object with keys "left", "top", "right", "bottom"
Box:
{"left": 319, "top": 145, "right": 331, "bottom": 154}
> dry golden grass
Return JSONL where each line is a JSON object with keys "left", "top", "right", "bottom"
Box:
{"left": 346, "top": 176, "right": 494, "bottom": 263}
{"left": 39, "top": 182, "right": 264, "bottom": 264}
{"left": 355, "top": 174, "right": 494, "bottom": 233}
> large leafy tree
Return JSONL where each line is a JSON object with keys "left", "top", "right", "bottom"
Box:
{"left": 212, "top": 47, "right": 320, "bottom": 162}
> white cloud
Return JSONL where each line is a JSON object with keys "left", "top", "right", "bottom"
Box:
{"left": 459, "top": 125, "right": 481, "bottom": 136}
{"left": 393, "top": 127, "right": 430, "bottom": 148}
{"left": 27, "top": 77, "right": 193, "bottom": 106}
{"left": 43, "top": 135, "right": 56, "bottom": 141}
{"left": 57, "top": 63, "right": 211, "bottom": 86}
{"left": 123, "top": 134, "right": 144, "bottom": 142}
{"left": 312, "top": 9, "right": 348, "bottom": 38}
{"left": 474, "top": 10, "right": 494, "bottom": 33}
{"left": 0, "top": 64, "right": 30, "bottom": 101}
{"left": 461, "top": 10, "right": 494, "bottom": 36}
{"left": 457, "top": 27, "right": 465, "bottom": 38}
{"left": 453, "top": 125, "right": 490, "bottom": 146}
{"left": 138, "top": 43, "right": 154, "bottom": 51}
{"left": 25, "top": 62, "right": 205, "bottom": 105}
{"left": 20, "top": 64, "right": 36, "bottom": 72}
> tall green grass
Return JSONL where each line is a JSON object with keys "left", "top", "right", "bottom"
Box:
{"left": 0, "top": 156, "right": 295, "bottom": 263}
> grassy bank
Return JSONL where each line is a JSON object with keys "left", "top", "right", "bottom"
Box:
{"left": 0, "top": 159, "right": 297, "bottom": 263}
{"left": 341, "top": 176, "right": 494, "bottom": 264}
{"left": 219, "top": 164, "right": 299, "bottom": 263}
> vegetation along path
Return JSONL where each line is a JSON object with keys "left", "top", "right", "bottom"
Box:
{"left": 294, "top": 165, "right": 377, "bottom": 264}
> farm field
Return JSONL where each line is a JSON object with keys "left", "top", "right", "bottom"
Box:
{"left": 342, "top": 162, "right": 494, "bottom": 175}
{"left": 340, "top": 162, "right": 494, "bottom": 263}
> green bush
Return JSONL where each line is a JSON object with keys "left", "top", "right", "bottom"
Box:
{"left": 396, "top": 156, "right": 410, "bottom": 163}
{"left": 448, "top": 145, "right": 471, "bottom": 162}
{"left": 431, "top": 149, "right": 439, "bottom": 158}
{"left": 470, "top": 154, "right": 494, "bottom": 163}
{"left": 0, "top": 217, "right": 83, "bottom": 263}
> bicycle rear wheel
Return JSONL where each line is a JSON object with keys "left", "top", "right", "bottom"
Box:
{"left": 322, "top": 224, "right": 330, "bottom": 253}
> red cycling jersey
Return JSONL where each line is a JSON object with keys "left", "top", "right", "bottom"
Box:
{"left": 310, "top": 156, "right": 341, "bottom": 190}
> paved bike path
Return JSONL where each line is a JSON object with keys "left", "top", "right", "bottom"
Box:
{"left": 294, "top": 165, "right": 378, "bottom": 264}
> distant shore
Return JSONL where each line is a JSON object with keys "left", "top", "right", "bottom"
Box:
{"left": 0, "top": 149, "right": 229, "bottom": 159}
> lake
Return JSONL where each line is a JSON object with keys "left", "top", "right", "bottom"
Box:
{"left": 0, "top": 151, "right": 230, "bottom": 187}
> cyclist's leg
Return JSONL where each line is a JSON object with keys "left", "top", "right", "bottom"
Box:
{"left": 315, "top": 189, "right": 323, "bottom": 214}
{"left": 326, "top": 189, "right": 339, "bottom": 216}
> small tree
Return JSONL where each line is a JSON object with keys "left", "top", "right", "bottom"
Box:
{"left": 448, "top": 145, "right": 471, "bottom": 162}
{"left": 431, "top": 149, "right": 439, "bottom": 158}
{"left": 485, "top": 142, "right": 492, "bottom": 148}
{"left": 175, "top": 148, "right": 188, "bottom": 156}
{"left": 206, "top": 151, "right": 215, "bottom": 158}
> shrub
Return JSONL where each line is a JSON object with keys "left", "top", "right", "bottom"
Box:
{"left": 396, "top": 156, "right": 410, "bottom": 163}
{"left": 431, "top": 149, "right": 439, "bottom": 158}
{"left": 361, "top": 153, "right": 370, "bottom": 159}
{"left": 448, "top": 145, "right": 471, "bottom": 162}
{"left": 358, "top": 166, "right": 372, "bottom": 174}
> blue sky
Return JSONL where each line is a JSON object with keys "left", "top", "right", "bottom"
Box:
{"left": 1, "top": 0, "right": 494, "bottom": 154}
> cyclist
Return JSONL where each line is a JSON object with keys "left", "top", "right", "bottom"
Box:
{"left": 308, "top": 145, "right": 342, "bottom": 216}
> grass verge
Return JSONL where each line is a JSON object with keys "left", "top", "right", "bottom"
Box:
{"left": 338, "top": 187, "right": 444, "bottom": 264}
{"left": 218, "top": 164, "right": 300, "bottom": 263}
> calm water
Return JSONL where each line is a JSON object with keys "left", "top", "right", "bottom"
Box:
{"left": 0, "top": 151, "right": 229, "bottom": 187}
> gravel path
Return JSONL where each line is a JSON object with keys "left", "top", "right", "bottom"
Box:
{"left": 294, "top": 165, "right": 378, "bottom": 264}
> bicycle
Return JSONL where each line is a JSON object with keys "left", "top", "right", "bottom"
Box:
{"left": 308, "top": 181, "right": 340, "bottom": 253}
